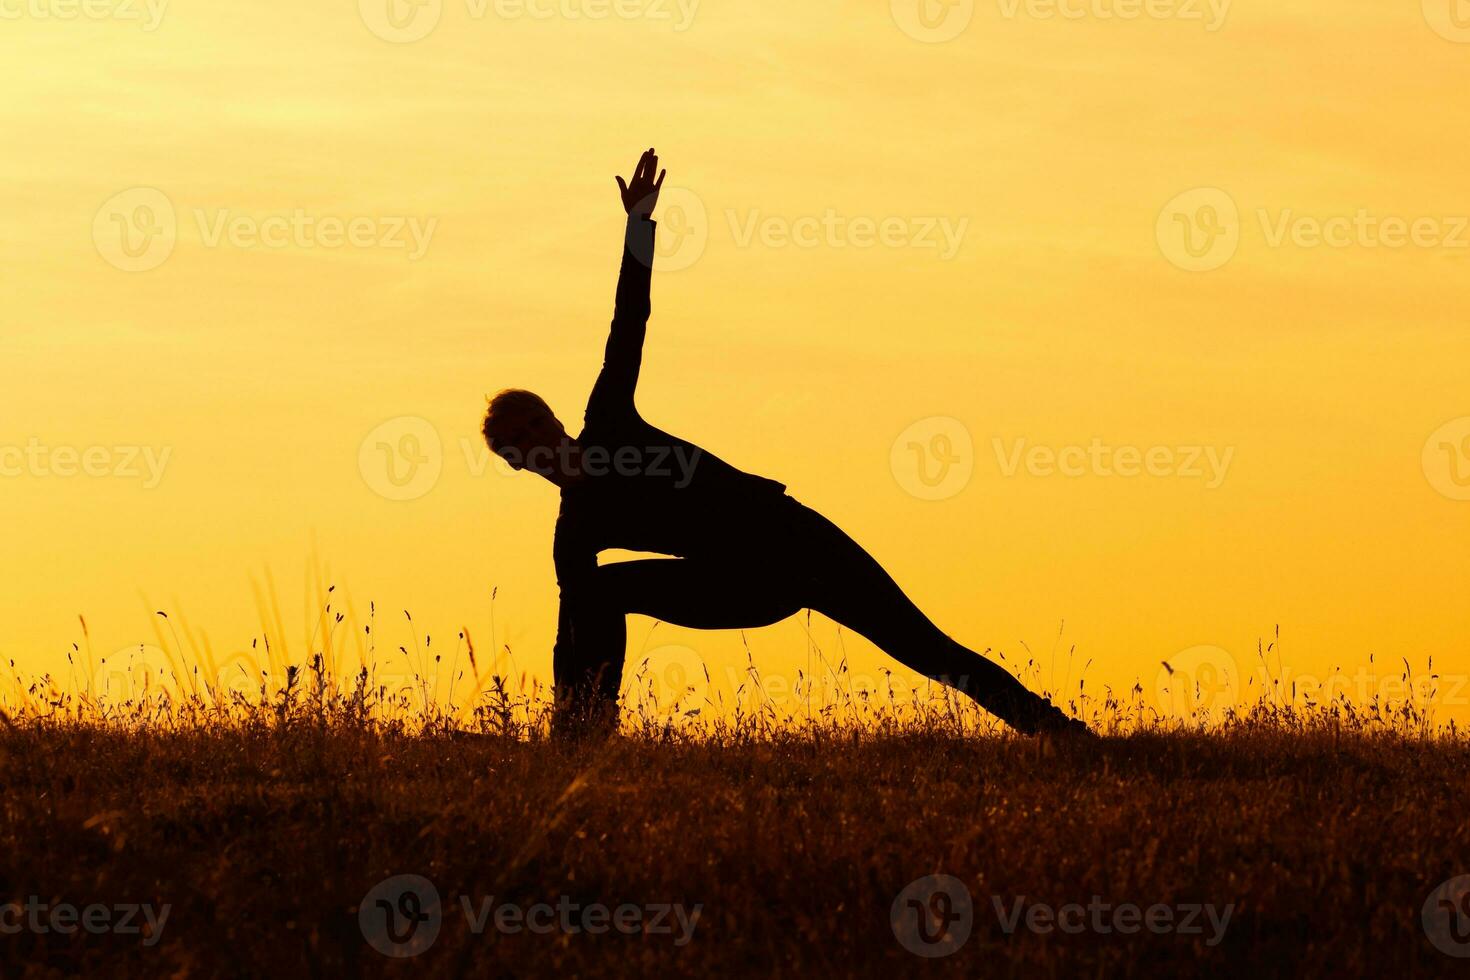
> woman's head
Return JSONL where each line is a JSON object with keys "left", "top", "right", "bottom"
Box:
{"left": 482, "top": 389, "right": 569, "bottom": 473}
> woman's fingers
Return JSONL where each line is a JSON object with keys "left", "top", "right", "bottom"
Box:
{"left": 620, "top": 149, "right": 661, "bottom": 204}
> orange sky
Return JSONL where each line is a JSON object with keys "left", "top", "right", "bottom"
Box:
{"left": 3, "top": 0, "right": 1469, "bottom": 724}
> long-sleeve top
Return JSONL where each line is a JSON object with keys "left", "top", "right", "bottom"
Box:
{"left": 552, "top": 216, "right": 787, "bottom": 663}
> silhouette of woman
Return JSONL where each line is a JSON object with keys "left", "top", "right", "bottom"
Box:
{"left": 482, "top": 149, "right": 1091, "bottom": 738}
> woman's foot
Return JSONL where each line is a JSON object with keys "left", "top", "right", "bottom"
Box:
{"left": 1037, "top": 709, "right": 1098, "bottom": 739}
{"left": 1007, "top": 695, "right": 1097, "bottom": 739}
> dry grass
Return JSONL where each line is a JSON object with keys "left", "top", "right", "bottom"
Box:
{"left": 0, "top": 611, "right": 1466, "bottom": 977}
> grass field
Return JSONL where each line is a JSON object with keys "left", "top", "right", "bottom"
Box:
{"left": 1, "top": 667, "right": 1467, "bottom": 978}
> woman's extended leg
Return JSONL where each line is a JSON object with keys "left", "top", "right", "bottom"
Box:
{"left": 560, "top": 501, "right": 1088, "bottom": 736}
{"left": 776, "top": 500, "right": 1086, "bottom": 735}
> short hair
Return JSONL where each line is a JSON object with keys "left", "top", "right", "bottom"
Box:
{"left": 482, "top": 388, "right": 552, "bottom": 451}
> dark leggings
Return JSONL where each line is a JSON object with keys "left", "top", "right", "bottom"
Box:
{"left": 558, "top": 496, "right": 1064, "bottom": 734}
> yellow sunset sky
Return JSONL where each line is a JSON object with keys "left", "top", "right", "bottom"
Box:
{"left": 3, "top": 0, "right": 1468, "bottom": 721}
